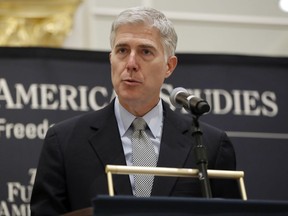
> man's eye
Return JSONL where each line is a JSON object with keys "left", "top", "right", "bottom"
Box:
{"left": 143, "top": 49, "right": 152, "bottom": 55}
{"left": 117, "top": 48, "right": 127, "bottom": 54}
{"left": 143, "top": 50, "right": 151, "bottom": 55}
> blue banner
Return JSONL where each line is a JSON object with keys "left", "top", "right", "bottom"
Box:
{"left": 0, "top": 47, "right": 287, "bottom": 215}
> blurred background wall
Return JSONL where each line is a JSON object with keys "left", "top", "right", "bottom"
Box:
{"left": 1, "top": 0, "right": 288, "bottom": 57}
{"left": 63, "top": 0, "right": 288, "bottom": 57}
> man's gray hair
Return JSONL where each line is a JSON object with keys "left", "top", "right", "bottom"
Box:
{"left": 110, "top": 6, "right": 178, "bottom": 59}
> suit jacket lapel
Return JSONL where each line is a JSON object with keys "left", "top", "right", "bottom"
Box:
{"left": 152, "top": 102, "right": 195, "bottom": 196}
{"left": 88, "top": 102, "right": 133, "bottom": 196}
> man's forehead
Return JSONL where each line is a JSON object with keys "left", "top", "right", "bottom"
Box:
{"left": 114, "top": 25, "right": 161, "bottom": 44}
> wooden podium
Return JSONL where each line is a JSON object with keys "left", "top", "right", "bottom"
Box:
{"left": 63, "top": 165, "right": 288, "bottom": 215}
{"left": 63, "top": 164, "right": 248, "bottom": 215}
{"left": 63, "top": 196, "right": 288, "bottom": 216}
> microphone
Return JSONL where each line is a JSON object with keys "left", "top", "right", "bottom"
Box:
{"left": 170, "top": 87, "right": 210, "bottom": 115}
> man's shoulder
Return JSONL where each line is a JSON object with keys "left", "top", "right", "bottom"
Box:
{"left": 51, "top": 102, "right": 115, "bottom": 132}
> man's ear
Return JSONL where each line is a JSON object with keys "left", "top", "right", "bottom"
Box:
{"left": 165, "top": 56, "right": 178, "bottom": 78}
{"left": 109, "top": 52, "right": 112, "bottom": 63}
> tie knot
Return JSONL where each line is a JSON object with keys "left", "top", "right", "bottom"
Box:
{"left": 132, "top": 117, "right": 147, "bottom": 131}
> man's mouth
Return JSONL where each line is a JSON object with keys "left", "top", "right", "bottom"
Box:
{"left": 123, "top": 78, "right": 142, "bottom": 84}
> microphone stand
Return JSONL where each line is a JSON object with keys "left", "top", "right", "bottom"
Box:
{"left": 191, "top": 115, "right": 212, "bottom": 198}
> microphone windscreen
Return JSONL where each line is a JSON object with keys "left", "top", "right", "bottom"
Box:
{"left": 170, "top": 87, "right": 188, "bottom": 108}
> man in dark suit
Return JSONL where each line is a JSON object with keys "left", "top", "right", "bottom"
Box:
{"left": 30, "top": 6, "right": 240, "bottom": 215}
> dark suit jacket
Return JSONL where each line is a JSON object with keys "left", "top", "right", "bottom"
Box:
{"left": 30, "top": 100, "right": 240, "bottom": 215}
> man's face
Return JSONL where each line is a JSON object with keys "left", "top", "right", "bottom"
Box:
{"left": 110, "top": 23, "right": 177, "bottom": 113}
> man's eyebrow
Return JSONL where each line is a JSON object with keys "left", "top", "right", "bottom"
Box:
{"left": 138, "top": 44, "right": 157, "bottom": 50}
{"left": 114, "top": 43, "right": 128, "bottom": 48}
{"left": 114, "top": 43, "right": 157, "bottom": 52}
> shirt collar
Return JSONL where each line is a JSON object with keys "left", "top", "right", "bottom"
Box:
{"left": 114, "top": 97, "right": 163, "bottom": 138}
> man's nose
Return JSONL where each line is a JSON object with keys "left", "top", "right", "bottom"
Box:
{"left": 126, "top": 53, "right": 139, "bottom": 72}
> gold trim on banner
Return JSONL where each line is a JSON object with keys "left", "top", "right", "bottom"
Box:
{"left": 0, "top": 0, "right": 82, "bottom": 46}
{"left": 106, "top": 165, "right": 247, "bottom": 200}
